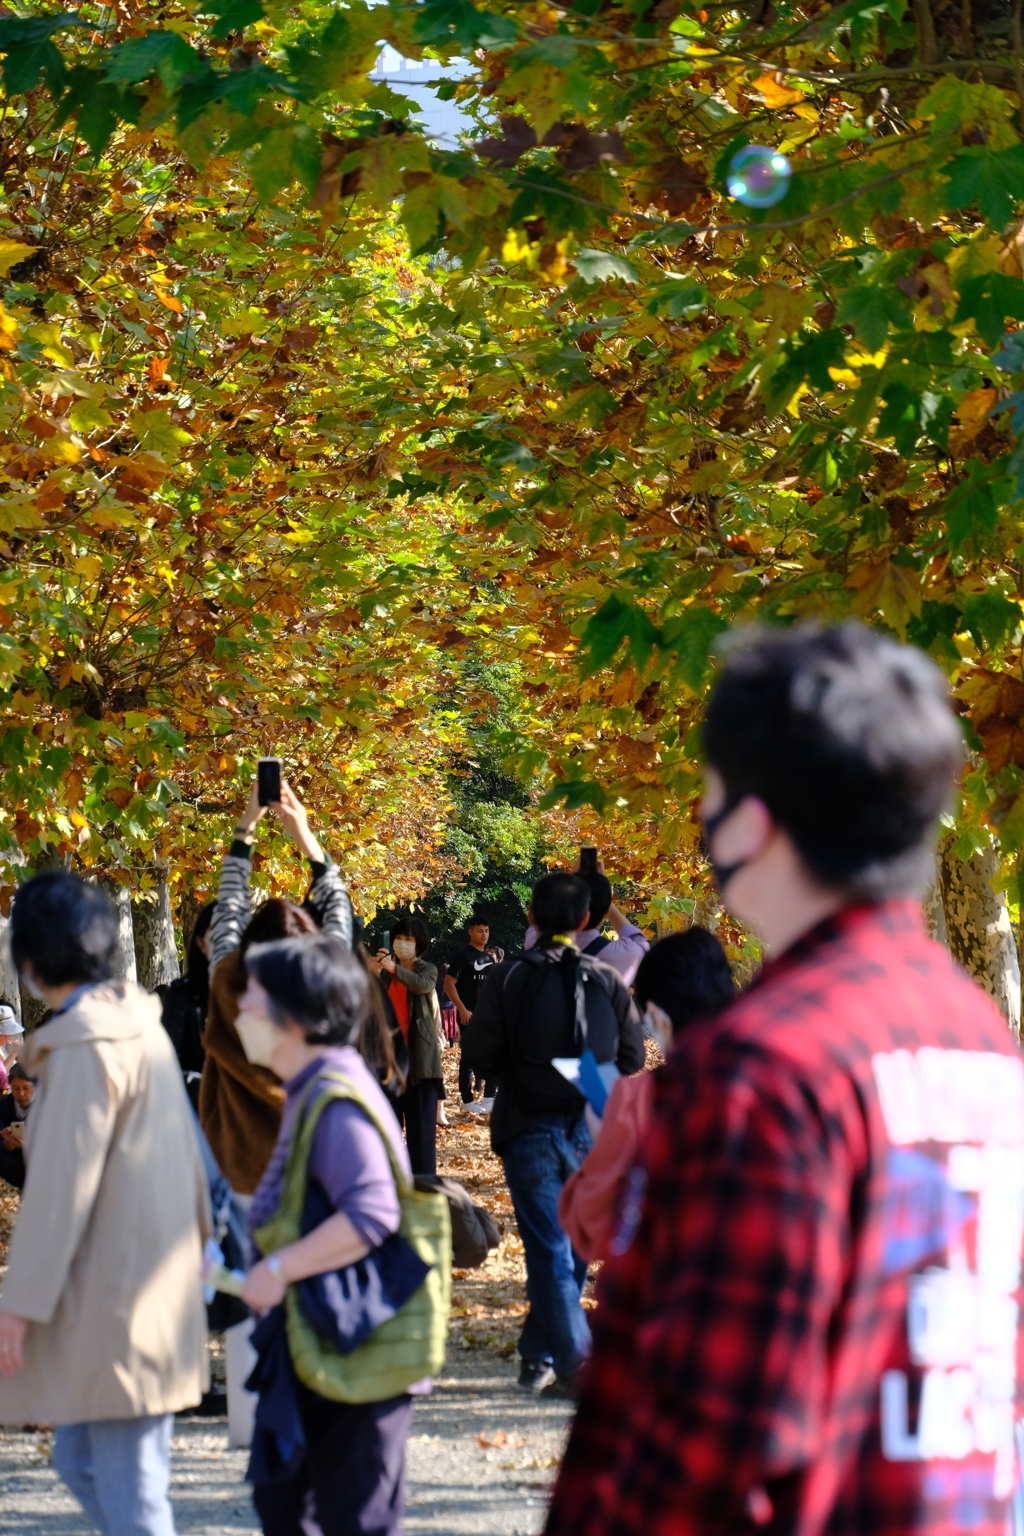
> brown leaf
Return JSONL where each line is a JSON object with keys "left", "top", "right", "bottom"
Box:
{"left": 473, "top": 115, "right": 537, "bottom": 167}
{"left": 646, "top": 157, "right": 707, "bottom": 217}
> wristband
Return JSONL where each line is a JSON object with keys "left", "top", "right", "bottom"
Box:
{"left": 235, "top": 825, "right": 254, "bottom": 838}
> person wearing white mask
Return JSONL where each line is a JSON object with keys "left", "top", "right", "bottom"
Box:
{"left": 0, "top": 1002, "right": 23, "bottom": 1093}
{"left": 376, "top": 918, "right": 443, "bottom": 1175}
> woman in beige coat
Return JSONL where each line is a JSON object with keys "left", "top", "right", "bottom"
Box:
{"left": 0, "top": 872, "right": 210, "bottom": 1536}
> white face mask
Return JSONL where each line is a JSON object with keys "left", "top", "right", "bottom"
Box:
{"left": 393, "top": 938, "right": 417, "bottom": 963}
{"left": 235, "top": 1009, "right": 280, "bottom": 1069}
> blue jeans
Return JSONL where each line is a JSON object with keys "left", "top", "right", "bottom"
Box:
{"left": 53, "top": 1414, "right": 176, "bottom": 1536}
{"left": 502, "top": 1114, "right": 593, "bottom": 1380}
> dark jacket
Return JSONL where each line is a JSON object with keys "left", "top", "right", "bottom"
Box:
{"left": 386, "top": 958, "right": 442, "bottom": 1088}
{"left": 462, "top": 940, "right": 645, "bottom": 1152}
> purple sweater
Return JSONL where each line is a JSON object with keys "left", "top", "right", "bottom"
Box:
{"left": 250, "top": 1046, "right": 410, "bottom": 1248}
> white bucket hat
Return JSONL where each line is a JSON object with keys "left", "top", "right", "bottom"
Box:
{"left": 0, "top": 1003, "right": 23, "bottom": 1035}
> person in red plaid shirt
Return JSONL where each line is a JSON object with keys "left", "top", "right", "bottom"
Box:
{"left": 546, "top": 622, "right": 1024, "bottom": 1536}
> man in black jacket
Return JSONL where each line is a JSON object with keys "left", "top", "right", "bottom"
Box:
{"left": 463, "top": 872, "right": 645, "bottom": 1398}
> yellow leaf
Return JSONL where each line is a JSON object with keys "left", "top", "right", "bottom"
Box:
{"left": 69, "top": 398, "right": 114, "bottom": 432}
{"left": 73, "top": 554, "right": 103, "bottom": 580}
{"left": 754, "top": 283, "right": 814, "bottom": 349}
{"left": 26, "top": 321, "right": 75, "bottom": 368}
{"left": 752, "top": 72, "right": 806, "bottom": 108}
{"left": 0, "top": 302, "right": 18, "bottom": 350}
{"left": 46, "top": 436, "right": 82, "bottom": 464}
{"left": 957, "top": 388, "right": 997, "bottom": 431}
{"left": 849, "top": 559, "right": 922, "bottom": 638}
{"left": 131, "top": 408, "right": 193, "bottom": 456}
{"left": 0, "top": 241, "right": 36, "bottom": 277}
{"left": 152, "top": 288, "right": 185, "bottom": 315}
{"left": 498, "top": 61, "right": 569, "bottom": 139}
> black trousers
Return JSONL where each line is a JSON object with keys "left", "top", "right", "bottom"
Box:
{"left": 253, "top": 1385, "right": 413, "bottom": 1536}
{"left": 398, "top": 1080, "right": 438, "bottom": 1176}
{"left": 457, "top": 1027, "right": 496, "bottom": 1102}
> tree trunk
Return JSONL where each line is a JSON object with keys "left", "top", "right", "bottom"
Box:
{"left": 132, "top": 873, "right": 180, "bottom": 992}
{"left": 937, "top": 833, "right": 1021, "bottom": 1038}
{"left": 99, "top": 878, "right": 138, "bottom": 983}
{"left": 0, "top": 916, "right": 20, "bottom": 1020}
{"left": 923, "top": 876, "right": 948, "bottom": 946}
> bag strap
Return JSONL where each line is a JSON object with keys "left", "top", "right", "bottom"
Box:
{"left": 280, "top": 1071, "right": 415, "bottom": 1223}
{"left": 582, "top": 934, "right": 612, "bottom": 957}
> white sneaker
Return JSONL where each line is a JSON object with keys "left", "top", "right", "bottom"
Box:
{"left": 437, "top": 1104, "right": 450, "bottom": 1126}
{"left": 467, "top": 1097, "right": 495, "bottom": 1115}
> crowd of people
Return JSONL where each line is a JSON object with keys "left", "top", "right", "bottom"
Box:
{"left": 0, "top": 620, "right": 1021, "bottom": 1536}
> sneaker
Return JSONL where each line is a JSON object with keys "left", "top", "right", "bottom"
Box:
{"left": 540, "top": 1372, "right": 583, "bottom": 1402}
{"left": 437, "top": 1104, "right": 449, "bottom": 1126}
{"left": 518, "top": 1359, "right": 557, "bottom": 1393}
{"left": 469, "top": 1096, "right": 495, "bottom": 1114}
{"left": 460, "top": 1097, "right": 477, "bottom": 1110}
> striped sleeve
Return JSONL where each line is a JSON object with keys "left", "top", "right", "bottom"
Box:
{"left": 309, "top": 862, "right": 354, "bottom": 949}
{"left": 208, "top": 853, "right": 253, "bottom": 970}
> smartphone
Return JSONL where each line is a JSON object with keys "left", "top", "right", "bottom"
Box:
{"left": 579, "top": 846, "right": 598, "bottom": 878}
{"left": 257, "top": 757, "right": 282, "bottom": 806}
{"left": 9, "top": 1120, "right": 24, "bottom": 1136}
{"left": 382, "top": 929, "right": 391, "bottom": 952}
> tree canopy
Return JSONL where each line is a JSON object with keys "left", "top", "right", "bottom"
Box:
{"left": 3, "top": 0, "right": 1024, "bottom": 930}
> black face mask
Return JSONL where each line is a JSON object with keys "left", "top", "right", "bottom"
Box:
{"left": 699, "top": 798, "right": 748, "bottom": 897}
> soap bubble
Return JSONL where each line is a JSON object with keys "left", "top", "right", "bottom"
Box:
{"left": 726, "top": 145, "right": 792, "bottom": 209}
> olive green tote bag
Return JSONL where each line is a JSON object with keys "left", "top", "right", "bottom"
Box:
{"left": 254, "top": 1069, "right": 451, "bottom": 1403}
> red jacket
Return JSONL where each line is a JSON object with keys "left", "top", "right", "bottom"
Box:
{"left": 545, "top": 901, "right": 1024, "bottom": 1536}
{"left": 558, "top": 1072, "right": 654, "bottom": 1263}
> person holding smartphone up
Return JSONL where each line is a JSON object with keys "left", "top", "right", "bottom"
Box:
{"left": 524, "top": 851, "right": 650, "bottom": 989}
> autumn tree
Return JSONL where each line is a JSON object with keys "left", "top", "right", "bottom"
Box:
{"left": 6, "top": 0, "right": 1024, "bottom": 1020}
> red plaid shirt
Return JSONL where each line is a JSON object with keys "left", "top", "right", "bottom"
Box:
{"left": 546, "top": 901, "right": 1024, "bottom": 1536}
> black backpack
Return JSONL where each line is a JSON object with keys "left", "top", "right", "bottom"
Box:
{"left": 156, "top": 976, "right": 206, "bottom": 1109}
{"left": 503, "top": 947, "right": 622, "bottom": 1115}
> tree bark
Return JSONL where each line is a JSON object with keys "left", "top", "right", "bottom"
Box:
{"left": 937, "top": 833, "right": 1021, "bottom": 1038}
{"left": 131, "top": 872, "right": 180, "bottom": 992}
{"left": 0, "top": 916, "right": 20, "bottom": 1020}
{"left": 99, "top": 878, "right": 138, "bottom": 984}
{"left": 923, "top": 876, "right": 948, "bottom": 947}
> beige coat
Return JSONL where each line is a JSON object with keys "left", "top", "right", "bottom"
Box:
{"left": 0, "top": 980, "right": 211, "bottom": 1424}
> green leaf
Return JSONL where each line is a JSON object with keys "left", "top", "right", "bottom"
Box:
{"left": 645, "top": 279, "right": 707, "bottom": 319}
{"left": 954, "top": 271, "right": 1024, "bottom": 347}
{"left": 402, "top": 182, "right": 446, "bottom": 254}
{"left": 835, "top": 284, "right": 906, "bottom": 352}
{"left": 944, "top": 143, "right": 1024, "bottom": 227}
{"left": 248, "top": 122, "right": 322, "bottom": 201}
{"left": 205, "top": 0, "right": 265, "bottom": 40}
{"left": 918, "top": 77, "right": 1017, "bottom": 151}
{"left": 57, "top": 67, "right": 127, "bottom": 157}
{"left": 413, "top": 0, "right": 518, "bottom": 49}
{"left": 0, "top": 13, "right": 84, "bottom": 95}
{"left": 538, "top": 778, "right": 610, "bottom": 813}
{"left": 573, "top": 248, "right": 640, "bottom": 286}
{"left": 765, "top": 328, "right": 846, "bottom": 407}
{"left": 946, "top": 460, "right": 1003, "bottom": 550}
{"left": 660, "top": 606, "right": 728, "bottom": 690}
{"left": 104, "top": 31, "right": 200, "bottom": 90}
{"left": 581, "top": 595, "right": 660, "bottom": 674}
{"left": 961, "top": 588, "right": 1021, "bottom": 651}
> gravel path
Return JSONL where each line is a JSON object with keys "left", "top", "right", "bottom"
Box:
{"left": 0, "top": 1350, "right": 571, "bottom": 1535}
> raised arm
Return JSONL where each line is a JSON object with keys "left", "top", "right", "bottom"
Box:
{"left": 208, "top": 780, "right": 265, "bottom": 970}
{"left": 271, "top": 782, "right": 353, "bottom": 948}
